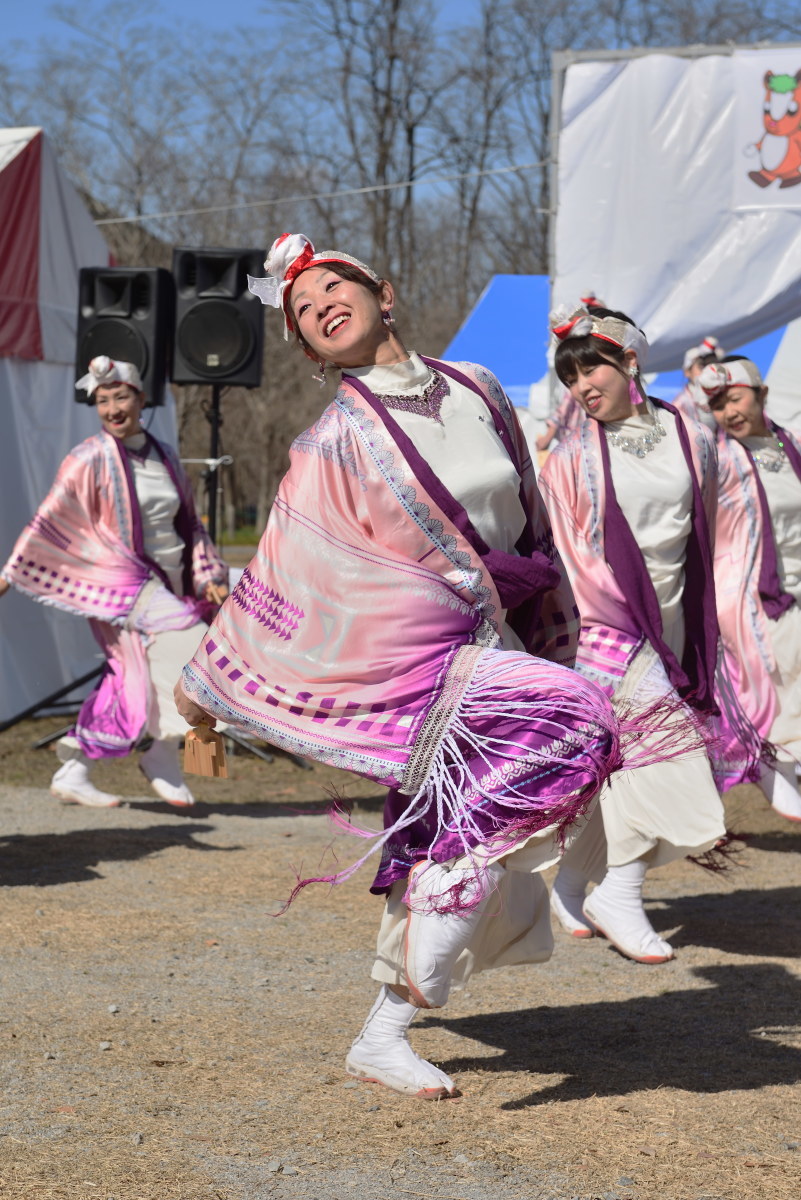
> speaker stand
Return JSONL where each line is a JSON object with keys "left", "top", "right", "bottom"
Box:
{"left": 206, "top": 382, "right": 223, "bottom": 544}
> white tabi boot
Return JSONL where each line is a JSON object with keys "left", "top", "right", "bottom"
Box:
{"left": 345, "top": 858, "right": 502, "bottom": 1099}
{"left": 550, "top": 863, "right": 595, "bottom": 938}
{"left": 759, "top": 760, "right": 801, "bottom": 823}
{"left": 139, "top": 738, "right": 195, "bottom": 807}
{"left": 582, "top": 859, "right": 673, "bottom": 964}
{"left": 346, "top": 985, "right": 457, "bottom": 1100}
{"left": 50, "top": 747, "right": 122, "bottom": 809}
{"left": 403, "top": 859, "right": 503, "bottom": 1009}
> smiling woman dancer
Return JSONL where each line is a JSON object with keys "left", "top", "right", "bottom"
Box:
{"left": 174, "top": 234, "right": 624, "bottom": 1100}
{"left": 539, "top": 305, "right": 730, "bottom": 964}
{"left": 701, "top": 356, "right": 801, "bottom": 823}
{"left": 0, "top": 357, "right": 228, "bottom": 808}
{"left": 671, "top": 335, "right": 725, "bottom": 431}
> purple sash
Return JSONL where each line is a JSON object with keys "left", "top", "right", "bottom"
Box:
{"left": 343, "top": 361, "right": 560, "bottom": 637}
{"left": 598, "top": 400, "right": 719, "bottom": 713}
{"left": 742, "top": 418, "right": 799, "bottom": 621}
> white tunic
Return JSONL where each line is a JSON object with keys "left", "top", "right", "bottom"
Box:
{"left": 347, "top": 353, "right": 525, "bottom": 553}
{"left": 597, "top": 405, "right": 723, "bottom": 866}
{"left": 124, "top": 433, "right": 203, "bottom": 740}
{"left": 606, "top": 403, "right": 692, "bottom": 643}
{"left": 124, "top": 433, "right": 186, "bottom": 596}
{"left": 348, "top": 353, "right": 527, "bottom": 650}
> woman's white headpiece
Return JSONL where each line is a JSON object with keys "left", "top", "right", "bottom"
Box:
{"left": 682, "top": 335, "right": 725, "bottom": 374}
{"left": 549, "top": 304, "right": 649, "bottom": 368}
{"left": 697, "top": 358, "right": 762, "bottom": 397}
{"left": 248, "top": 233, "right": 380, "bottom": 339}
{"left": 75, "top": 356, "right": 143, "bottom": 397}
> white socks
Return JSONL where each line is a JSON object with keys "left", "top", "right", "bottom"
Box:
{"left": 759, "top": 761, "right": 801, "bottom": 822}
{"left": 346, "top": 985, "right": 456, "bottom": 1099}
{"left": 140, "top": 739, "right": 195, "bottom": 807}
{"left": 403, "top": 860, "right": 501, "bottom": 1008}
{"left": 51, "top": 758, "right": 121, "bottom": 808}
{"left": 550, "top": 863, "right": 593, "bottom": 938}
{"left": 583, "top": 859, "right": 673, "bottom": 964}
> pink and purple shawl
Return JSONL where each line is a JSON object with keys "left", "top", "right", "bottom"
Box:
{"left": 540, "top": 400, "right": 761, "bottom": 789}
{"left": 2, "top": 430, "right": 227, "bottom": 757}
{"left": 552, "top": 391, "right": 583, "bottom": 442}
{"left": 182, "top": 360, "right": 622, "bottom": 904}
{"left": 714, "top": 420, "right": 801, "bottom": 754}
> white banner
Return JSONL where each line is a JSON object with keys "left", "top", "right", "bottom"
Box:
{"left": 553, "top": 45, "right": 801, "bottom": 371}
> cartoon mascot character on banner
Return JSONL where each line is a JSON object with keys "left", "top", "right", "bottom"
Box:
{"left": 749, "top": 70, "right": 801, "bottom": 190}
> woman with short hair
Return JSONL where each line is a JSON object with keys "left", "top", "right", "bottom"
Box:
{"left": 672, "top": 334, "right": 725, "bottom": 430}
{"left": 175, "top": 234, "right": 624, "bottom": 1100}
{"left": 0, "top": 356, "right": 228, "bottom": 807}
{"left": 701, "top": 355, "right": 801, "bottom": 822}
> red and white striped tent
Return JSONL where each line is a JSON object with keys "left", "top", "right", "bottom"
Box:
{"left": 0, "top": 127, "right": 175, "bottom": 722}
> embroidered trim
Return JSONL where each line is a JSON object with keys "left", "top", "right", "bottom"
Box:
{"left": 399, "top": 644, "right": 485, "bottom": 795}
{"left": 181, "top": 665, "right": 401, "bottom": 781}
{"left": 731, "top": 440, "right": 775, "bottom": 672}
{"left": 292, "top": 404, "right": 367, "bottom": 489}
{"left": 373, "top": 368, "right": 448, "bottom": 424}
{"left": 580, "top": 419, "right": 604, "bottom": 555}
{"left": 471, "top": 362, "right": 514, "bottom": 423}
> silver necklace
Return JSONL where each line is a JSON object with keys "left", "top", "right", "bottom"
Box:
{"left": 371, "top": 368, "right": 448, "bottom": 425}
{"left": 750, "top": 434, "right": 787, "bottom": 473}
{"left": 605, "top": 415, "right": 667, "bottom": 458}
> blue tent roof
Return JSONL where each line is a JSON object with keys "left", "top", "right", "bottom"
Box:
{"left": 443, "top": 275, "right": 550, "bottom": 406}
{"left": 444, "top": 273, "right": 795, "bottom": 410}
{"left": 648, "top": 326, "right": 789, "bottom": 399}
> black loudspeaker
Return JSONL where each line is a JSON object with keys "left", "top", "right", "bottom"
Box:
{"left": 171, "top": 246, "right": 266, "bottom": 387}
{"left": 75, "top": 267, "right": 175, "bottom": 406}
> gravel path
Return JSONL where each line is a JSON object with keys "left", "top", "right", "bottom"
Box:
{"left": 0, "top": 753, "right": 799, "bottom": 1200}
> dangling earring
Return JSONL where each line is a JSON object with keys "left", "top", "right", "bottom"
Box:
{"left": 382, "top": 310, "right": 395, "bottom": 329}
{"left": 312, "top": 360, "right": 327, "bottom": 386}
{"left": 628, "top": 363, "right": 643, "bottom": 406}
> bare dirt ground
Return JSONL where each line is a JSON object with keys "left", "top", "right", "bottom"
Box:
{"left": 0, "top": 716, "right": 799, "bottom": 1200}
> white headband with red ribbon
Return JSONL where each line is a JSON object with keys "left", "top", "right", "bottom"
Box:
{"left": 697, "top": 359, "right": 762, "bottom": 398}
{"left": 682, "top": 335, "right": 725, "bottom": 374}
{"left": 549, "top": 304, "right": 649, "bottom": 367}
{"left": 248, "top": 233, "right": 380, "bottom": 339}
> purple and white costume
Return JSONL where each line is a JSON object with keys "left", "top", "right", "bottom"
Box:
{"left": 2, "top": 428, "right": 226, "bottom": 757}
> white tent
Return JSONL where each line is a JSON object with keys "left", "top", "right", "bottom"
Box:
{"left": 0, "top": 127, "right": 177, "bottom": 724}
{"left": 551, "top": 44, "right": 801, "bottom": 371}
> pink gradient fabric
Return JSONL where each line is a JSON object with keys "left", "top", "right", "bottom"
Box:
{"left": 540, "top": 405, "right": 765, "bottom": 789}
{"left": 2, "top": 430, "right": 226, "bottom": 757}
{"left": 540, "top": 404, "right": 718, "bottom": 685}
{"left": 713, "top": 429, "right": 801, "bottom": 743}
{"left": 182, "top": 362, "right": 583, "bottom": 784}
{"left": 181, "top": 361, "right": 624, "bottom": 905}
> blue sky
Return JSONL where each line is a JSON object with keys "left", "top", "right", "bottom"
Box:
{"left": 6, "top": 0, "right": 479, "bottom": 52}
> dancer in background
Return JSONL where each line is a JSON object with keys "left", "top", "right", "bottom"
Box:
{"left": 672, "top": 334, "right": 725, "bottom": 430}
{"left": 702, "top": 356, "right": 801, "bottom": 822}
{"left": 0, "top": 357, "right": 228, "bottom": 808}
{"left": 175, "top": 234, "right": 624, "bottom": 1100}
{"left": 535, "top": 293, "right": 605, "bottom": 453}
{"left": 539, "top": 305, "right": 730, "bottom": 964}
